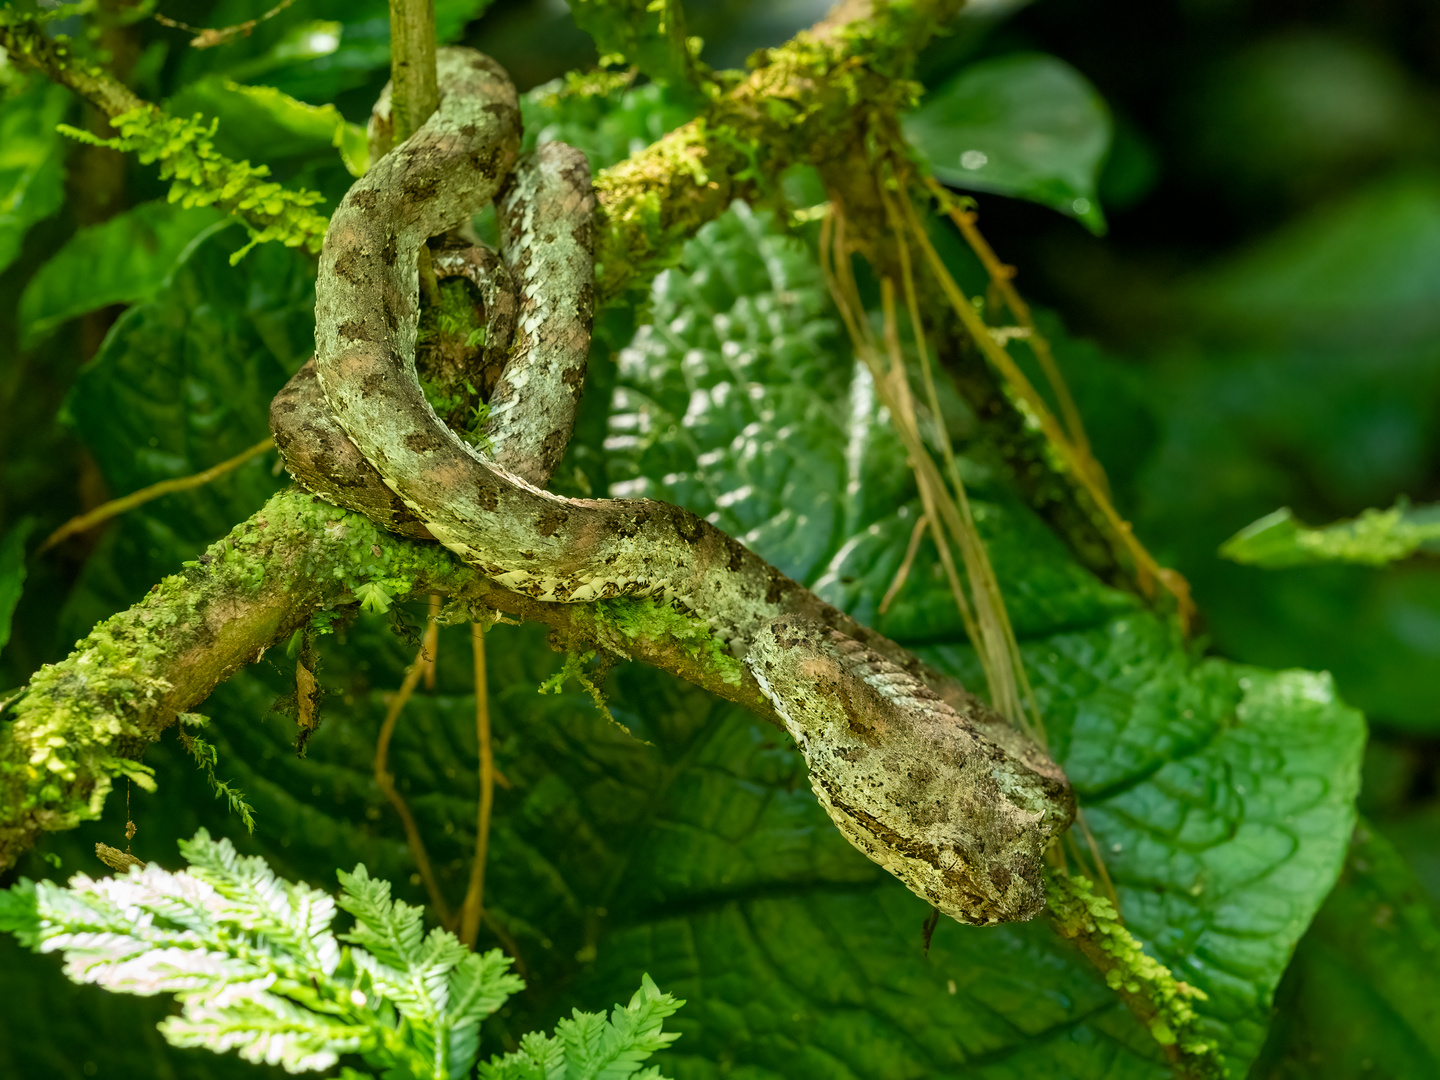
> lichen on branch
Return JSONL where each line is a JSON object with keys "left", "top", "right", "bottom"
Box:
{"left": 0, "top": 491, "right": 787, "bottom": 871}
{"left": 592, "top": 0, "right": 963, "bottom": 298}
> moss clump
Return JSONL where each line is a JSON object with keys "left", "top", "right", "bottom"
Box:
{"left": 589, "top": 598, "right": 745, "bottom": 686}
{"left": 1046, "top": 870, "right": 1225, "bottom": 1076}
{"left": 59, "top": 108, "right": 329, "bottom": 263}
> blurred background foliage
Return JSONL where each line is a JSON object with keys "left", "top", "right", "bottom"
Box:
{"left": 0, "top": 0, "right": 1437, "bottom": 1077}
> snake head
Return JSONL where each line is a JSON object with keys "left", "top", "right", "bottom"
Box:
{"left": 747, "top": 616, "right": 1075, "bottom": 925}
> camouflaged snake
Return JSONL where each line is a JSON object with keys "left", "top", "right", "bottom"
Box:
{"left": 269, "top": 47, "right": 1074, "bottom": 925}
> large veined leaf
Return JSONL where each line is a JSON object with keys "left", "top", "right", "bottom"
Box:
{"left": 600, "top": 205, "right": 1363, "bottom": 1075}
{"left": 57, "top": 224, "right": 316, "bottom": 639}
{"left": 0, "top": 204, "right": 1372, "bottom": 1080}
{"left": 1250, "top": 823, "right": 1440, "bottom": 1077}
{"left": 905, "top": 53, "right": 1113, "bottom": 234}
{"left": 18, "top": 201, "right": 225, "bottom": 348}
{"left": 0, "top": 78, "right": 70, "bottom": 275}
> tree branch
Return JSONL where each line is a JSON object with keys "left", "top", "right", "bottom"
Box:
{"left": 387, "top": 0, "right": 439, "bottom": 144}
{"left": 0, "top": 491, "right": 784, "bottom": 869}
{"left": 594, "top": 0, "right": 966, "bottom": 298}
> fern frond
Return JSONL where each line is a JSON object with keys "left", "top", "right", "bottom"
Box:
{"left": 180, "top": 830, "right": 340, "bottom": 975}
{"left": 0, "top": 835, "right": 673, "bottom": 1078}
{"left": 482, "top": 974, "right": 684, "bottom": 1080}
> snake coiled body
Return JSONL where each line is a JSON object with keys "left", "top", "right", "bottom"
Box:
{"left": 271, "top": 48, "right": 1073, "bottom": 925}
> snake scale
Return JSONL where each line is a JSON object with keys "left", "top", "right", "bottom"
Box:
{"left": 270, "top": 48, "right": 1073, "bottom": 925}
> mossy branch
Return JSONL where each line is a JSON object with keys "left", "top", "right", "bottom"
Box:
{"left": 6, "top": 0, "right": 959, "bottom": 288}
{"left": 1, "top": 9, "right": 328, "bottom": 260}
{"left": 0, "top": 491, "right": 784, "bottom": 872}
{"left": 593, "top": 0, "right": 962, "bottom": 298}
{"left": 1045, "top": 870, "right": 1228, "bottom": 1078}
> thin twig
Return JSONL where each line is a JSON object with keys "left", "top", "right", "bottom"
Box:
{"left": 1074, "top": 806, "right": 1121, "bottom": 912}
{"left": 421, "top": 594, "right": 440, "bottom": 690}
{"left": 374, "top": 644, "right": 453, "bottom": 928}
{"left": 928, "top": 178, "right": 1103, "bottom": 491}
{"left": 878, "top": 511, "right": 928, "bottom": 615}
{"left": 154, "top": 0, "right": 297, "bottom": 49}
{"left": 894, "top": 182, "right": 1195, "bottom": 629}
{"left": 457, "top": 622, "right": 493, "bottom": 948}
{"left": 40, "top": 438, "right": 274, "bottom": 553}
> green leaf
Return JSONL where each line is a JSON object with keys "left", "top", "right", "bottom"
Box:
{"left": 1221, "top": 501, "right": 1440, "bottom": 568}
{"left": 905, "top": 53, "right": 1113, "bottom": 234}
{"left": 0, "top": 78, "right": 70, "bottom": 275}
{"left": 18, "top": 200, "right": 226, "bottom": 348}
{"left": 566, "top": 0, "right": 697, "bottom": 89}
{"left": 167, "top": 76, "right": 368, "bottom": 176}
{"left": 482, "top": 973, "right": 683, "bottom": 1080}
{"left": 1250, "top": 823, "right": 1440, "bottom": 1077}
{"left": 0, "top": 518, "right": 34, "bottom": 659}
{"left": 1187, "top": 174, "right": 1440, "bottom": 344}
{"left": 594, "top": 204, "right": 1363, "bottom": 1075}
{"left": 58, "top": 223, "right": 315, "bottom": 637}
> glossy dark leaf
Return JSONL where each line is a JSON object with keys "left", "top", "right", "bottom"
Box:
{"left": 905, "top": 53, "right": 1112, "bottom": 234}
{"left": 18, "top": 201, "right": 225, "bottom": 348}
{"left": 0, "top": 79, "right": 70, "bottom": 275}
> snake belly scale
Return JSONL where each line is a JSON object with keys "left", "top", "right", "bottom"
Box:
{"left": 277, "top": 47, "right": 1074, "bottom": 925}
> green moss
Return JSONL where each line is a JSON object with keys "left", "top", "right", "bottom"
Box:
{"left": 0, "top": 491, "right": 474, "bottom": 843}
{"left": 58, "top": 108, "right": 328, "bottom": 262}
{"left": 1046, "top": 870, "right": 1225, "bottom": 1074}
{"left": 589, "top": 598, "right": 745, "bottom": 686}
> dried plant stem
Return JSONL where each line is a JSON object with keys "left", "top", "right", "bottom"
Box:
{"left": 40, "top": 438, "right": 274, "bottom": 553}
{"left": 1074, "top": 807, "right": 1121, "bottom": 912}
{"left": 895, "top": 187, "right": 1194, "bottom": 629}
{"left": 886, "top": 206, "right": 1045, "bottom": 743}
{"left": 374, "top": 644, "right": 453, "bottom": 928}
{"left": 878, "top": 511, "right": 928, "bottom": 615}
{"left": 457, "top": 622, "right": 493, "bottom": 948}
{"left": 821, "top": 205, "right": 1043, "bottom": 743}
{"left": 421, "top": 594, "right": 441, "bottom": 690}
{"left": 154, "top": 0, "right": 297, "bottom": 49}
{"left": 928, "top": 178, "right": 1102, "bottom": 488}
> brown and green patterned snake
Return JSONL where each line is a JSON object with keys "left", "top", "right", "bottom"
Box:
{"left": 269, "top": 47, "right": 1073, "bottom": 925}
